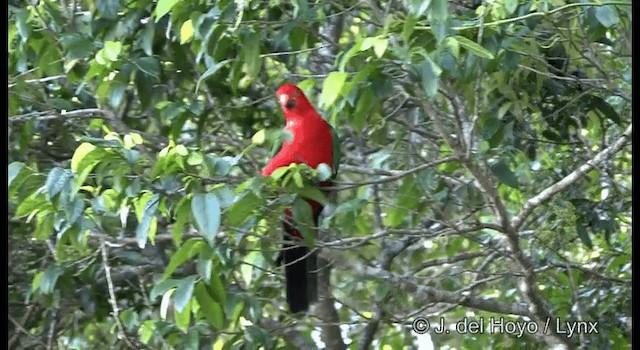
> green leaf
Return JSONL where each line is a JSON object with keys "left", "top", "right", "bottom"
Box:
{"left": 15, "top": 194, "right": 47, "bottom": 219}
{"left": 497, "top": 102, "right": 512, "bottom": 120}
{"left": 407, "top": 0, "right": 431, "bottom": 17}
{"left": 104, "top": 41, "right": 122, "bottom": 61}
{"left": 71, "top": 143, "right": 97, "bottom": 173}
{"left": 205, "top": 156, "right": 233, "bottom": 176}
{"left": 97, "top": 0, "right": 120, "bottom": 19}
{"left": 576, "top": 220, "right": 594, "bottom": 249}
{"left": 339, "top": 40, "right": 363, "bottom": 72}
{"left": 65, "top": 198, "right": 85, "bottom": 224}
{"left": 444, "top": 37, "right": 460, "bottom": 59}
{"left": 504, "top": 0, "right": 518, "bottom": 15}
{"left": 194, "top": 282, "right": 225, "bottom": 329}
{"left": 40, "top": 265, "right": 65, "bottom": 294}
{"left": 106, "top": 80, "right": 127, "bottom": 108}
{"left": 15, "top": 9, "right": 31, "bottom": 43}
{"left": 138, "top": 320, "right": 156, "bottom": 344}
{"left": 240, "top": 251, "right": 258, "bottom": 286}
{"left": 134, "top": 57, "right": 161, "bottom": 81}
{"left": 252, "top": 129, "right": 266, "bottom": 145}
{"left": 160, "top": 289, "right": 175, "bottom": 319}
{"left": 489, "top": 160, "right": 519, "bottom": 189}
{"left": 402, "top": 14, "right": 419, "bottom": 43}
{"left": 196, "top": 246, "right": 213, "bottom": 283}
{"left": 361, "top": 37, "right": 389, "bottom": 58}
{"left": 586, "top": 95, "right": 621, "bottom": 125}
{"left": 270, "top": 166, "right": 290, "bottom": 180}
{"left": 172, "top": 197, "right": 191, "bottom": 245}
{"left": 320, "top": 72, "right": 347, "bottom": 108}
{"left": 243, "top": 32, "right": 261, "bottom": 80}
{"left": 174, "top": 275, "right": 197, "bottom": 313}
{"left": 419, "top": 55, "right": 442, "bottom": 98}
{"left": 43, "top": 167, "right": 73, "bottom": 200}
{"left": 187, "top": 151, "right": 204, "bottom": 165}
{"left": 174, "top": 299, "right": 191, "bottom": 333}
{"left": 428, "top": 0, "right": 449, "bottom": 21}
{"left": 195, "top": 60, "right": 230, "bottom": 93}
{"left": 191, "top": 193, "right": 221, "bottom": 245}
{"left": 289, "top": 26, "right": 307, "bottom": 51}
{"left": 154, "top": 0, "right": 180, "bottom": 22}
{"left": 330, "top": 125, "right": 341, "bottom": 177}
{"left": 453, "top": 35, "right": 495, "bottom": 59}
{"left": 225, "top": 192, "right": 264, "bottom": 227}
{"left": 136, "top": 193, "right": 160, "bottom": 249}
{"left": 292, "top": 171, "right": 304, "bottom": 188}
{"left": 35, "top": 212, "right": 55, "bottom": 240}
{"left": 384, "top": 175, "right": 419, "bottom": 227}
{"left": 120, "top": 309, "right": 139, "bottom": 332}
{"left": 481, "top": 117, "right": 502, "bottom": 140}
{"left": 163, "top": 239, "right": 205, "bottom": 279}
{"left": 595, "top": 5, "right": 619, "bottom": 28}
{"left": 141, "top": 21, "right": 155, "bottom": 56}
{"left": 32, "top": 271, "right": 44, "bottom": 292}
{"left": 180, "top": 19, "right": 194, "bottom": 44}
{"left": 294, "top": 186, "right": 328, "bottom": 206}
{"left": 8, "top": 162, "right": 25, "bottom": 187}
{"left": 292, "top": 197, "right": 315, "bottom": 246}
{"left": 175, "top": 144, "right": 188, "bottom": 156}
{"left": 335, "top": 198, "right": 368, "bottom": 213}
{"left": 208, "top": 268, "right": 227, "bottom": 305}
{"left": 150, "top": 279, "right": 180, "bottom": 300}
{"left": 353, "top": 87, "right": 375, "bottom": 131}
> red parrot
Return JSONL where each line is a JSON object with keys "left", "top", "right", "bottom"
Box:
{"left": 261, "top": 83, "right": 340, "bottom": 313}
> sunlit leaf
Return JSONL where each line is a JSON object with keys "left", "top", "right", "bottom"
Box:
{"left": 320, "top": 71, "right": 347, "bottom": 108}
{"left": 136, "top": 193, "right": 160, "bottom": 249}
{"left": 173, "top": 275, "right": 197, "bottom": 313}
{"left": 155, "top": 0, "right": 180, "bottom": 22}
{"left": 191, "top": 193, "right": 221, "bottom": 245}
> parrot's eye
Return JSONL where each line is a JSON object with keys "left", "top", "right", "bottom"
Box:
{"left": 285, "top": 99, "right": 296, "bottom": 109}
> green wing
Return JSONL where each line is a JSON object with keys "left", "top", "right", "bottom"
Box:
{"left": 330, "top": 124, "right": 341, "bottom": 179}
{"left": 270, "top": 129, "right": 293, "bottom": 157}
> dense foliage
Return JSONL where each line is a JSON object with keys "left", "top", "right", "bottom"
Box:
{"left": 8, "top": 0, "right": 631, "bottom": 349}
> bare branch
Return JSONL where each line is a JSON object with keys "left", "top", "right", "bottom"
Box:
{"left": 328, "top": 157, "right": 456, "bottom": 190}
{"left": 343, "top": 257, "right": 532, "bottom": 316}
{"left": 100, "top": 240, "right": 136, "bottom": 349}
{"left": 10, "top": 108, "right": 115, "bottom": 123}
{"left": 8, "top": 75, "right": 67, "bottom": 88}
{"left": 358, "top": 237, "right": 414, "bottom": 350}
{"left": 9, "top": 309, "right": 45, "bottom": 348}
{"left": 258, "top": 319, "right": 316, "bottom": 350}
{"left": 260, "top": 44, "right": 331, "bottom": 58}
{"left": 513, "top": 124, "right": 632, "bottom": 230}
{"left": 415, "top": 88, "right": 578, "bottom": 349}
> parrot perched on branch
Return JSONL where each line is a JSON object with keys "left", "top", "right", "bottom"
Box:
{"left": 261, "top": 83, "right": 340, "bottom": 313}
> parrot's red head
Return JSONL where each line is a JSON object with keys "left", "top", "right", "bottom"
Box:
{"left": 276, "top": 84, "right": 316, "bottom": 119}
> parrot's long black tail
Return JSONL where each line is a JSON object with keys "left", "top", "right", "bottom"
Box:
{"left": 278, "top": 213, "right": 320, "bottom": 313}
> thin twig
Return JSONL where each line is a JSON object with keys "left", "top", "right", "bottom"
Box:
{"left": 100, "top": 239, "right": 136, "bottom": 349}
{"left": 9, "top": 311, "right": 46, "bottom": 348}
{"left": 513, "top": 123, "right": 632, "bottom": 230}
{"left": 10, "top": 108, "right": 115, "bottom": 123}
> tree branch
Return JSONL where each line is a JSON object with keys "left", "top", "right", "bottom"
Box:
{"left": 100, "top": 240, "right": 136, "bottom": 349}
{"left": 415, "top": 89, "right": 577, "bottom": 349}
{"left": 9, "top": 108, "right": 115, "bottom": 123}
{"left": 358, "top": 237, "right": 414, "bottom": 350}
{"left": 513, "top": 123, "right": 632, "bottom": 230}
{"left": 258, "top": 319, "right": 316, "bottom": 349}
